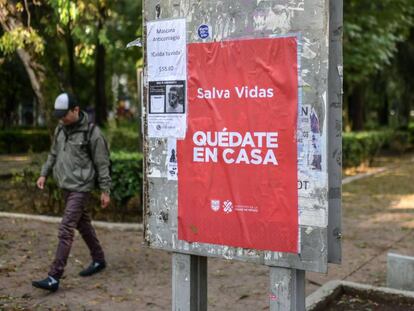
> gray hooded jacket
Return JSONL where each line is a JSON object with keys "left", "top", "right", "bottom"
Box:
{"left": 41, "top": 111, "right": 111, "bottom": 193}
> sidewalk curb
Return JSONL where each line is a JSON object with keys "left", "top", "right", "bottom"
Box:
{"left": 342, "top": 167, "right": 388, "bottom": 185}
{"left": 0, "top": 212, "right": 142, "bottom": 231}
{"left": 0, "top": 166, "right": 389, "bottom": 232}
{"left": 0, "top": 167, "right": 389, "bottom": 231}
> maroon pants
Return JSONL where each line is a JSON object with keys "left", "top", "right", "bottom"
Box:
{"left": 49, "top": 191, "right": 105, "bottom": 279}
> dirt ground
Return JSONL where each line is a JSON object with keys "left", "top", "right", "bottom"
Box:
{"left": 1, "top": 153, "right": 414, "bottom": 310}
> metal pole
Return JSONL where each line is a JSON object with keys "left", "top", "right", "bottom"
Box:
{"left": 172, "top": 253, "right": 207, "bottom": 311}
{"left": 327, "top": 0, "right": 343, "bottom": 265}
{"left": 269, "top": 267, "right": 305, "bottom": 311}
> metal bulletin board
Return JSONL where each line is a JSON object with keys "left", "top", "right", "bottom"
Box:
{"left": 143, "top": 0, "right": 342, "bottom": 275}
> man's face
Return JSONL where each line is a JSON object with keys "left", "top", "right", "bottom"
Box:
{"left": 168, "top": 90, "right": 179, "bottom": 108}
{"left": 60, "top": 107, "right": 80, "bottom": 125}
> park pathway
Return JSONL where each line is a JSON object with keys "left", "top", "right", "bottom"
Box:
{"left": 307, "top": 154, "right": 414, "bottom": 293}
{"left": 1, "top": 153, "right": 414, "bottom": 310}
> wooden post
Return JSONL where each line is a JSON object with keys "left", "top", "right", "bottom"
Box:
{"left": 172, "top": 253, "right": 207, "bottom": 311}
{"left": 269, "top": 267, "right": 305, "bottom": 311}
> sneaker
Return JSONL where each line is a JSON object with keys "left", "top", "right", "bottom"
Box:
{"left": 32, "top": 276, "right": 59, "bottom": 292}
{"left": 79, "top": 261, "right": 106, "bottom": 277}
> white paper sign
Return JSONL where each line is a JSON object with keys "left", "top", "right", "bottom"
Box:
{"left": 147, "top": 18, "right": 187, "bottom": 138}
{"left": 147, "top": 18, "right": 186, "bottom": 81}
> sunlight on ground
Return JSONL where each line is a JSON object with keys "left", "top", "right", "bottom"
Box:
{"left": 343, "top": 164, "right": 380, "bottom": 177}
{"left": 355, "top": 194, "right": 414, "bottom": 228}
{"left": 357, "top": 213, "right": 414, "bottom": 229}
{"left": 400, "top": 220, "right": 414, "bottom": 229}
{"left": 0, "top": 155, "right": 30, "bottom": 162}
{"left": 391, "top": 194, "right": 414, "bottom": 210}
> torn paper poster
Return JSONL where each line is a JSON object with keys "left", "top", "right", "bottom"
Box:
{"left": 167, "top": 138, "right": 178, "bottom": 181}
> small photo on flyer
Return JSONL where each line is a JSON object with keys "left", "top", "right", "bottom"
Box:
{"left": 149, "top": 80, "right": 186, "bottom": 114}
{"left": 166, "top": 84, "right": 185, "bottom": 114}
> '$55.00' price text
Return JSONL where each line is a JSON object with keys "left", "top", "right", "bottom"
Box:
{"left": 159, "top": 66, "right": 174, "bottom": 72}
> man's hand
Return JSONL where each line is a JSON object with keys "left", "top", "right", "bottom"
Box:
{"left": 101, "top": 192, "right": 110, "bottom": 209}
{"left": 36, "top": 176, "right": 46, "bottom": 190}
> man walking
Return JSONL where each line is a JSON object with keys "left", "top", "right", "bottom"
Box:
{"left": 32, "top": 93, "right": 111, "bottom": 292}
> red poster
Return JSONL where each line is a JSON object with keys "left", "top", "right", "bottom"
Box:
{"left": 178, "top": 37, "right": 298, "bottom": 253}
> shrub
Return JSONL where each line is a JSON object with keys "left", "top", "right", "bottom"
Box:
{"left": 10, "top": 151, "right": 143, "bottom": 222}
{"left": 107, "top": 128, "right": 141, "bottom": 152}
{"left": 342, "top": 134, "right": 364, "bottom": 168}
{"left": 388, "top": 131, "right": 410, "bottom": 153}
{"left": 110, "top": 151, "right": 143, "bottom": 218}
{"left": 342, "top": 129, "right": 414, "bottom": 168}
{"left": 88, "top": 151, "right": 143, "bottom": 221}
{"left": 0, "top": 126, "right": 142, "bottom": 155}
{"left": 342, "top": 130, "right": 393, "bottom": 168}
{"left": 0, "top": 129, "right": 50, "bottom": 154}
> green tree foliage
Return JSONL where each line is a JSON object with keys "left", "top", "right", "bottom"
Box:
{"left": 0, "top": 0, "right": 142, "bottom": 127}
{"left": 345, "top": 0, "right": 414, "bottom": 87}
{"left": 344, "top": 0, "right": 414, "bottom": 130}
{"left": 3, "top": 1, "right": 412, "bottom": 133}
{"left": 0, "top": 1, "right": 44, "bottom": 55}
{"left": 0, "top": 25, "right": 43, "bottom": 55}
{"left": 0, "top": 0, "right": 49, "bottom": 124}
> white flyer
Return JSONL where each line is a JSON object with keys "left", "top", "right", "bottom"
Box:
{"left": 147, "top": 80, "right": 186, "bottom": 138}
{"left": 146, "top": 18, "right": 187, "bottom": 138}
{"left": 147, "top": 18, "right": 187, "bottom": 81}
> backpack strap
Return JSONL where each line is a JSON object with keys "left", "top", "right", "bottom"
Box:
{"left": 86, "top": 123, "right": 97, "bottom": 160}
{"left": 85, "top": 123, "right": 96, "bottom": 142}
{"left": 55, "top": 124, "right": 68, "bottom": 145}
{"left": 85, "top": 123, "right": 112, "bottom": 178}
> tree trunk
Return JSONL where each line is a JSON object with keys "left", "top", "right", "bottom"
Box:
{"left": 396, "top": 30, "right": 414, "bottom": 130}
{"left": 94, "top": 6, "right": 107, "bottom": 126}
{"left": 348, "top": 85, "right": 365, "bottom": 131}
{"left": 376, "top": 75, "right": 389, "bottom": 127}
{"left": 95, "top": 43, "right": 107, "bottom": 126}
{"left": 399, "top": 90, "right": 411, "bottom": 130}
{"left": 65, "top": 25, "right": 75, "bottom": 93}
{"left": 378, "top": 95, "right": 389, "bottom": 127}
{"left": 16, "top": 49, "right": 45, "bottom": 109}
{"left": 0, "top": 4, "right": 47, "bottom": 124}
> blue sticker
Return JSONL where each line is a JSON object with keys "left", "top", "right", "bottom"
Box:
{"left": 198, "top": 24, "right": 210, "bottom": 39}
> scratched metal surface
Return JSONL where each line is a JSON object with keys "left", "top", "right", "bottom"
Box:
{"left": 327, "top": 0, "right": 342, "bottom": 264}
{"left": 143, "top": 0, "right": 335, "bottom": 273}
